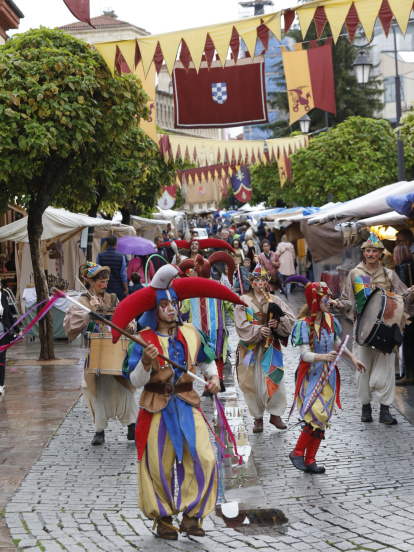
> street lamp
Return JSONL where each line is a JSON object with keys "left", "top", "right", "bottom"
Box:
{"left": 298, "top": 114, "right": 311, "bottom": 134}
{"left": 352, "top": 49, "right": 373, "bottom": 86}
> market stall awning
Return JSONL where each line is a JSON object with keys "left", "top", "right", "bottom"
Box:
{"left": 307, "top": 181, "right": 414, "bottom": 225}
{"left": 353, "top": 212, "right": 410, "bottom": 229}
{"left": 0, "top": 207, "right": 126, "bottom": 243}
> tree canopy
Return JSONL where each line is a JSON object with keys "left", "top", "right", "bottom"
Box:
{"left": 249, "top": 117, "right": 414, "bottom": 208}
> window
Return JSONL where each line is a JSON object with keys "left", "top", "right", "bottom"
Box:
{"left": 384, "top": 76, "right": 404, "bottom": 103}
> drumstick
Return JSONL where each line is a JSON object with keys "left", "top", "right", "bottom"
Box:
{"left": 52, "top": 288, "right": 208, "bottom": 386}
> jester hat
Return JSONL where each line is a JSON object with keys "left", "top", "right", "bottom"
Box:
{"left": 179, "top": 252, "right": 236, "bottom": 285}
{"left": 284, "top": 275, "right": 332, "bottom": 351}
{"left": 249, "top": 262, "right": 268, "bottom": 281}
{"left": 111, "top": 264, "right": 246, "bottom": 343}
{"left": 360, "top": 232, "right": 384, "bottom": 250}
{"left": 158, "top": 238, "right": 235, "bottom": 254}
{"left": 82, "top": 261, "right": 110, "bottom": 279}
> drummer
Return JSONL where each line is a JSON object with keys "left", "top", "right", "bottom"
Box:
{"left": 329, "top": 232, "right": 414, "bottom": 425}
{"left": 63, "top": 262, "right": 138, "bottom": 446}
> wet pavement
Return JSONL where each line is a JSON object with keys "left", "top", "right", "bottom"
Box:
{"left": 1, "top": 289, "right": 414, "bottom": 551}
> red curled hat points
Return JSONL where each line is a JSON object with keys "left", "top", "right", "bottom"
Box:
{"left": 157, "top": 239, "right": 235, "bottom": 254}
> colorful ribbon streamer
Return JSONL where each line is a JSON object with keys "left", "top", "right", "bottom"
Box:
{"left": 214, "top": 394, "right": 243, "bottom": 467}
{"left": 302, "top": 335, "right": 349, "bottom": 416}
{"left": 0, "top": 292, "right": 61, "bottom": 353}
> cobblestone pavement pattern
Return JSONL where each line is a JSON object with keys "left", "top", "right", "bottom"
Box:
{"left": 4, "top": 291, "right": 414, "bottom": 552}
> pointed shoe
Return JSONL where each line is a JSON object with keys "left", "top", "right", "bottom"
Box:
{"left": 289, "top": 451, "right": 308, "bottom": 472}
{"left": 306, "top": 462, "right": 325, "bottom": 474}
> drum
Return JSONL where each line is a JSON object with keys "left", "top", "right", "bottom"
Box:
{"left": 87, "top": 333, "right": 130, "bottom": 376}
{"left": 356, "top": 288, "right": 404, "bottom": 354}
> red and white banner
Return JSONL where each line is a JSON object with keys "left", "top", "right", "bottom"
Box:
{"left": 157, "top": 185, "right": 177, "bottom": 210}
{"left": 172, "top": 56, "right": 268, "bottom": 129}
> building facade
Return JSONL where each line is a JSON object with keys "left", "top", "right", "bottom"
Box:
{"left": 0, "top": 0, "right": 23, "bottom": 44}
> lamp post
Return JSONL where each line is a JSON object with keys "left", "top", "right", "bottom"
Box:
{"left": 298, "top": 114, "right": 311, "bottom": 134}
{"left": 352, "top": 30, "right": 405, "bottom": 181}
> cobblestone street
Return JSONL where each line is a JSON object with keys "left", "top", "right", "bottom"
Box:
{"left": 2, "top": 290, "right": 414, "bottom": 552}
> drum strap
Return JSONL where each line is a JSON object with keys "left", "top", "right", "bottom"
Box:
{"left": 382, "top": 267, "right": 394, "bottom": 293}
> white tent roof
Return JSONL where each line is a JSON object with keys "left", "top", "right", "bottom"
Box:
{"left": 307, "top": 181, "right": 414, "bottom": 226}
{"left": 354, "top": 212, "right": 409, "bottom": 229}
{"left": 0, "top": 207, "right": 126, "bottom": 243}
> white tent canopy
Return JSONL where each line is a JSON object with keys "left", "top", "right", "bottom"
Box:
{"left": 307, "top": 181, "right": 414, "bottom": 226}
{"left": 351, "top": 212, "right": 409, "bottom": 229}
{"left": 0, "top": 207, "right": 123, "bottom": 243}
{"left": 130, "top": 215, "right": 170, "bottom": 240}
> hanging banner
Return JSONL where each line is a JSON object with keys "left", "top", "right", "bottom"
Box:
{"left": 172, "top": 57, "right": 268, "bottom": 129}
{"left": 282, "top": 39, "right": 336, "bottom": 125}
{"left": 158, "top": 185, "right": 177, "bottom": 210}
{"left": 63, "top": 0, "right": 94, "bottom": 27}
{"left": 231, "top": 165, "right": 252, "bottom": 203}
{"left": 277, "top": 148, "right": 292, "bottom": 188}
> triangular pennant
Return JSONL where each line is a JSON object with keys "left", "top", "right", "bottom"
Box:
{"left": 134, "top": 40, "right": 142, "bottom": 68}
{"left": 325, "top": 2, "right": 352, "bottom": 42}
{"left": 153, "top": 42, "right": 164, "bottom": 74}
{"left": 314, "top": 6, "right": 328, "bottom": 38}
{"left": 257, "top": 20, "right": 270, "bottom": 50}
{"left": 180, "top": 39, "right": 192, "bottom": 71}
{"left": 388, "top": 0, "right": 414, "bottom": 36}
{"left": 210, "top": 25, "right": 234, "bottom": 68}
{"left": 265, "top": 12, "right": 282, "bottom": 44}
{"left": 345, "top": 3, "right": 360, "bottom": 43}
{"left": 297, "top": 5, "right": 317, "bottom": 38}
{"left": 378, "top": 0, "right": 393, "bottom": 36}
{"left": 204, "top": 33, "right": 215, "bottom": 68}
{"left": 93, "top": 42, "right": 118, "bottom": 76}
{"left": 355, "top": 0, "right": 383, "bottom": 43}
{"left": 137, "top": 37, "right": 160, "bottom": 77}
{"left": 283, "top": 9, "right": 295, "bottom": 33}
{"left": 230, "top": 27, "right": 240, "bottom": 62}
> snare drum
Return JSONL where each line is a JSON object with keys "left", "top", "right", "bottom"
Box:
{"left": 88, "top": 333, "right": 130, "bottom": 376}
{"left": 356, "top": 288, "right": 404, "bottom": 354}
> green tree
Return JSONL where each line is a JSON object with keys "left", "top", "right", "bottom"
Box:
{"left": 267, "top": 23, "right": 384, "bottom": 135}
{"left": 400, "top": 107, "right": 414, "bottom": 152}
{"left": 287, "top": 116, "right": 414, "bottom": 205}
{"left": 0, "top": 27, "right": 149, "bottom": 359}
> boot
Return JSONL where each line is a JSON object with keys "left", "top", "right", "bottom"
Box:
{"left": 127, "top": 423, "right": 135, "bottom": 440}
{"left": 361, "top": 403, "right": 373, "bottom": 422}
{"left": 253, "top": 418, "right": 263, "bottom": 433}
{"left": 154, "top": 516, "right": 179, "bottom": 540}
{"left": 180, "top": 513, "right": 205, "bottom": 537}
{"left": 91, "top": 430, "right": 105, "bottom": 446}
{"left": 305, "top": 430, "right": 325, "bottom": 474}
{"left": 289, "top": 425, "right": 312, "bottom": 472}
{"left": 269, "top": 414, "right": 287, "bottom": 430}
{"left": 379, "top": 404, "right": 398, "bottom": 425}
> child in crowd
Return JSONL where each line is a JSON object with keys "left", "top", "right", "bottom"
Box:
{"left": 234, "top": 257, "right": 252, "bottom": 295}
{"left": 129, "top": 272, "right": 144, "bottom": 294}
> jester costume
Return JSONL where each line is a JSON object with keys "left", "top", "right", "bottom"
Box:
{"left": 234, "top": 263, "right": 295, "bottom": 432}
{"left": 111, "top": 264, "right": 246, "bottom": 540}
{"left": 179, "top": 252, "right": 236, "bottom": 389}
{"left": 287, "top": 276, "right": 342, "bottom": 474}
{"left": 334, "top": 233, "right": 413, "bottom": 422}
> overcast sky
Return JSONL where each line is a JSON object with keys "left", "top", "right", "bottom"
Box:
{"left": 11, "top": 0, "right": 296, "bottom": 37}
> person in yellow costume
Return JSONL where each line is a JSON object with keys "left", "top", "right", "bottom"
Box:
{"left": 110, "top": 264, "right": 247, "bottom": 540}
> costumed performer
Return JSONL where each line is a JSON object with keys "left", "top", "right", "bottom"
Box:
{"left": 63, "top": 262, "right": 138, "bottom": 446}
{"left": 111, "top": 264, "right": 247, "bottom": 540}
{"left": 234, "top": 262, "right": 295, "bottom": 433}
{"left": 157, "top": 238, "right": 235, "bottom": 272}
{"left": 179, "top": 253, "right": 235, "bottom": 393}
{"left": 286, "top": 275, "right": 365, "bottom": 474}
{"left": 329, "top": 233, "right": 414, "bottom": 425}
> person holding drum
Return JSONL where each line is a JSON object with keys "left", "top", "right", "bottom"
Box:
{"left": 285, "top": 276, "right": 366, "bottom": 474}
{"left": 63, "top": 262, "right": 138, "bottom": 446}
{"left": 329, "top": 232, "right": 414, "bottom": 425}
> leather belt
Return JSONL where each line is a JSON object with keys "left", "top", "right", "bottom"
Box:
{"left": 143, "top": 382, "right": 193, "bottom": 397}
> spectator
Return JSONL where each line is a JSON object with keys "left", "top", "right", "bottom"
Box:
{"left": 0, "top": 278, "right": 17, "bottom": 395}
{"left": 166, "top": 231, "right": 176, "bottom": 263}
{"left": 191, "top": 231, "right": 199, "bottom": 239}
{"left": 393, "top": 244, "right": 414, "bottom": 385}
{"left": 96, "top": 235, "right": 128, "bottom": 301}
{"left": 231, "top": 239, "right": 245, "bottom": 266}
{"left": 129, "top": 272, "right": 144, "bottom": 294}
{"left": 220, "top": 265, "right": 233, "bottom": 290}
{"left": 153, "top": 236, "right": 168, "bottom": 273}
{"left": 220, "top": 228, "right": 233, "bottom": 246}
{"left": 266, "top": 229, "right": 277, "bottom": 252}
{"left": 395, "top": 229, "right": 414, "bottom": 255}
{"left": 258, "top": 239, "right": 280, "bottom": 292}
{"left": 234, "top": 257, "right": 252, "bottom": 294}
{"left": 127, "top": 254, "right": 155, "bottom": 285}
{"left": 276, "top": 235, "right": 296, "bottom": 293}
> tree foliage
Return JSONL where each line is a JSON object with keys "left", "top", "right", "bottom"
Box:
{"left": 249, "top": 117, "right": 414, "bottom": 208}
{"left": 0, "top": 27, "right": 168, "bottom": 358}
{"left": 267, "top": 22, "right": 384, "bottom": 136}
{"left": 400, "top": 108, "right": 414, "bottom": 151}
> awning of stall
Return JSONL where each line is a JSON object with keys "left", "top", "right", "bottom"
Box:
{"left": 0, "top": 207, "right": 125, "bottom": 243}
{"left": 130, "top": 215, "right": 171, "bottom": 240}
{"left": 307, "top": 181, "right": 414, "bottom": 226}
{"left": 351, "top": 212, "right": 411, "bottom": 230}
